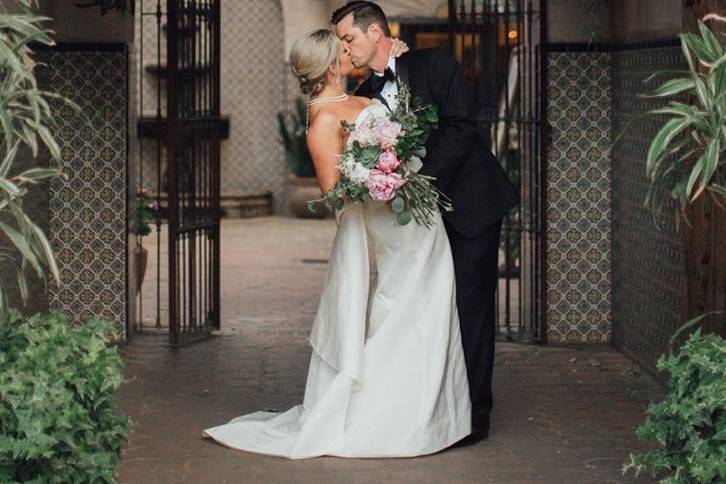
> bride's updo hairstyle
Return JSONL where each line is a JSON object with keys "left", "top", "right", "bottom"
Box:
{"left": 289, "top": 29, "right": 340, "bottom": 96}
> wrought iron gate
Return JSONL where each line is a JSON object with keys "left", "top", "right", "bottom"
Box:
{"left": 448, "top": 0, "right": 546, "bottom": 342}
{"left": 136, "top": 0, "right": 221, "bottom": 347}
{"left": 165, "top": 0, "right": 221, "bottom": 347}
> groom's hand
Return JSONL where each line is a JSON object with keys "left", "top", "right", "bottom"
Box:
{"left": 390, "top": 38, "right": 409, "bottom": 58}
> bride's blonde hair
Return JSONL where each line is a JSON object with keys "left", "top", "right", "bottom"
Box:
{"left": 289, "top": 29, "right": 340, "bottom": 96}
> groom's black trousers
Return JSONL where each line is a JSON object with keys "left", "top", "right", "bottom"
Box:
{"left": 443, "top": 218, "right": 502, "bottom": 431}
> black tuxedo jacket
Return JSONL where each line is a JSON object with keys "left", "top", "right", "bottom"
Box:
{"left": 355, "top": 48, "right": 519, "bottom": 239}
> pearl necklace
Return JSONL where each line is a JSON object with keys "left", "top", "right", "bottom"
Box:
{"left": 305, "top": 93, "right": 349, "bottom": 133}
{"left": 307, "top": 92, "right": 348, "bottom": 106}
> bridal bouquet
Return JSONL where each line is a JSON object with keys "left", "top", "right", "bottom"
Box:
{"left": 308, "top": 83, "right": 453, "bottom": 228}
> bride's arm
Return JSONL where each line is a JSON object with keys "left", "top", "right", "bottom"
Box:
{"left": 307, "top": 111, "right": 342, "bottom": 194}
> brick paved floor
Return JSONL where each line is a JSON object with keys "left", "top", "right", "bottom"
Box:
{"left": 117, "top": 217, "right": 664, "bottom": 484}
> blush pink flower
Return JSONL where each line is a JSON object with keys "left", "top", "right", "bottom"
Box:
{"left": 366, "top": 169, "right": 405, "bottom": 201}
{"left": 374, "top": 120, "right": 402, "bottom": 149}
{"left": 376, "top": 150, "right": 401, "bottom": 174}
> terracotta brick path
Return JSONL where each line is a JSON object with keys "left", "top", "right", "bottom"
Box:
{"left": 117, "top": 217, "right": 662, "bottom": 483}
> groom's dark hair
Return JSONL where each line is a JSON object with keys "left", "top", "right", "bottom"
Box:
{"left": 331, "top": 1, "right": 391, "bottom": 37}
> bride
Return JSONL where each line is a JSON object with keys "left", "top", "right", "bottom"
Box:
{"left": 203, "top": 29, "right": 471, "bottom": 459}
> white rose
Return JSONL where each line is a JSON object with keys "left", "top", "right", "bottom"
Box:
{"left": 349, "top": 163, "right": 370, "bottom": 184}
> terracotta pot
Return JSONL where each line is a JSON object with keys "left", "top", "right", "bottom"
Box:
{"left": 288, "top": 176, "right": 332, "bottom": 219}
{"left": 133, "top": 244, "right": 148, "bottom": 295}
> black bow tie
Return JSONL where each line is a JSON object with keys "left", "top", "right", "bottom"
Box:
{"left": 368, "top": 67, "right": 395, "bottom": 93}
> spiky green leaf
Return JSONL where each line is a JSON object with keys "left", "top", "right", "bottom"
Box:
{"left": 646, "top": 118, "right": 691, "bottom": 178}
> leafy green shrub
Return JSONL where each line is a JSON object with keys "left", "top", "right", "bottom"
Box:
{"left": 0, "top": 309, "right": 132, "bottom": 483}
{"left": 623, "top": 328, "right": 726, "bottom": 483}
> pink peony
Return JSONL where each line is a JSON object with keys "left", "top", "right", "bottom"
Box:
{"left": 366, "top": 169, "right": 405, "bottom": 201}
{"left": 376, "top": 150, "right": 401, "bottom": 174}
{"left": 374, "top": 119, "right": 402, "bottom": 149}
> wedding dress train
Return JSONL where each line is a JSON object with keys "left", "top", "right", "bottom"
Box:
{"left": 202, "top": 104, "right": 471, "bottom": 459}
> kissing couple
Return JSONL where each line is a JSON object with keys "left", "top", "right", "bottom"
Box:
{"left": 203, "top": 0, "right": 518, "bottom": 458}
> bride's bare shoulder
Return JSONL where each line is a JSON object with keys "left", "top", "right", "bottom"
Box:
{"left": 307, "top": 108, "right": 340, "bottom": 137}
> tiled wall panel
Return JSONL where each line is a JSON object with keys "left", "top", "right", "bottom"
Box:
{"left": 611, "top": 46, "right": 685, "bottom": 371}
{"left": 43, "top": 48, "right": 129, "bottom": 337}
{"left": 545, "top": 51, "right": 612, "bottom": 343}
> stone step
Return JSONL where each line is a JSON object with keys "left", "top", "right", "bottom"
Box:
{"left": 142, "top": 191, "right": 273, "bottom": 219}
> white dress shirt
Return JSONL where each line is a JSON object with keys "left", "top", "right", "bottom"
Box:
{"left": 371, "top": 55, "right": 398, "bottom": 111}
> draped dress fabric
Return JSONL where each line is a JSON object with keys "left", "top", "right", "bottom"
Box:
{"left": 202, "top": 102, "right": 471, "bottom": 459}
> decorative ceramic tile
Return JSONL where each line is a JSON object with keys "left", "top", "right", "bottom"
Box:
{"left": 611, "top": 46, "right": 685, "bottom": 371}
{"left": 545, "top": 51, "right": 612, "bottom": 343}
{"left": 44, "top": 49, "right": 129, "bottom": 338}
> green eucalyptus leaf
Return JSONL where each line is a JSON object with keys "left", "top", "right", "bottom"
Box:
{"left": 396, "top": 209, "right": 412, "bottom": 225}
{"left": 391, "top": 196, "right": 405, "bottom": 213}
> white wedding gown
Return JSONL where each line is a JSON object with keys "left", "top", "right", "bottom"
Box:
{"left": 203, "top": 103, "right": 471, "bottom": 459}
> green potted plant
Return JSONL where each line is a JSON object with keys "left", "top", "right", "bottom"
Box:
{"left": 631, "top": 13, "right": 726, "bottom": 332}
{"left": 635, "top": 16, "right": 725, "bottom": 215}
{"left": 128, "top": 187, "right": 157, "bottom": 295}
{"left": 278, "top": 97, "right": 330, "bottom": 218}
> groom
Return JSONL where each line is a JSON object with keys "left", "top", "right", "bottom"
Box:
{"left": 332, "top": 1, "right": 519, "bottom": 446}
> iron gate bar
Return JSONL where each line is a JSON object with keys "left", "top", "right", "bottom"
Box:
{"left": 537, "top": 0, "right": 547, "bottom": 344}
{"left": 136, "top": 0, "right": 168, "bottom": 331}
{"left": 448, "top": 0, "right": 546, "bottom": 342}
{"left": 163, "top": 0, "right": 221, "bottom": 347}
